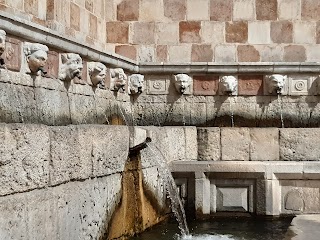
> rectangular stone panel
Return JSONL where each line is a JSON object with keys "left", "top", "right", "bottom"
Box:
{"left": 216, "top": 187, "right": 248, "bottom": 212}
{"left": 221, "top": 128, "right": 250, "bottom": 161}
{"left": 288, "top": 75, "right": 315, "bottom": 96}
{"left": 197, "top": 127, "right": 220, "bottom": 161}
{"left": 146, "top": 76, "right": 170, "bottom": 95}
{"left": 193, "top": 75, "right": 219, "bottom": 95}
{"left": 4, "top": 36, "right": 21, "bottom": 71}
{"left": 238, "top": 75, "right": 263, "bottom": 95}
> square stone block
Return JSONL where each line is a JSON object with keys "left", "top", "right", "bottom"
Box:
{"left": 216, "top": 187, "right": 248, "bottom": 212}
{"left": 221, "top": 128, "right": 250, "bottom": 161}
{"left": 288, "top": 75, "right": 315, "bottom": 96}
{"left": 146, "top": 76, "right": 170, "bottom": 95}
{"left": 193, "top": 75, "right": 219, "bottom": 95}
{"left": 250, "top": 128, "right": 279, "bottom": 161}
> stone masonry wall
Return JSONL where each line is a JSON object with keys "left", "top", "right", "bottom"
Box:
{"left": 1, "top": 0, "right": 320, "bottom": 62}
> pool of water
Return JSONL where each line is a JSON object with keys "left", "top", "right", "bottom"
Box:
{"left": 130, "top": 217, "right": 293, "bottom": 240}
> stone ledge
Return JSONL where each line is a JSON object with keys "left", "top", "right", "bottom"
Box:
{"left": 170, "top": 161, "right": 320, "bottom": 180}
{"left": 0, "top": 11, "right": 138, "bottom": 72}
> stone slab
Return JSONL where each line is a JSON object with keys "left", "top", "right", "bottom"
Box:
{"left": 221, "top": 128, "right": 250, "bottom": 161}
{"left": 280, "top": 128, "right": 320, "bottom": 161}
{"left": 197, "top": 127, "right": 220, "bottom": 161}
{"left": 0, "top": 124, "right": 50, "bottom": 196}
{"left": 69, "top": 93, "right": 97, "bottom": 124}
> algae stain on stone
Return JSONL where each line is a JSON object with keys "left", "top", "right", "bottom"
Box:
{"left": 106, "top": 154, "right": 168, "bottom": 240}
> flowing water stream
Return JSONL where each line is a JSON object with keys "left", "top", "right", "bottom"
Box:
{"left": 277, "top": 94, "right": 284, "bottom": 128}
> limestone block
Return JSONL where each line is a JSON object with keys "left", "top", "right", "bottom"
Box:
{"left": 201, "top": 22, "right": 224, "bottom": 44}
{"left": 184, "top": 127, "right": 198, "bottom": 161}
{"left": 0, "top": 124, "right": 50, "bottom": 196}
{"left": 168, "top": 45, "right": 191, "bottom": 63}
{"left": 91, "top": 126, "right": 129, "bottom": 177}
{"left": 197, "top": 127, "right": 220, "bottom": 161}
{"left": 0, "top": 82, "right": 37, "bottom": 124}
{"left": 186, "top": 0, "right": 209, "bottom": 21}
{"left": 69, "top": 94, "right": 97, "bottom": 124}
{"left": 215, "top": 45, "right": 236, "bottom": 62}
{"left": 233, "top": 0, "right": 255, "bottom": 20}
{"left": 278, "top": 0, "right": 301, "bottom": 20}
{"left": 250, "top": 128, "right": 279, "bottom": 161}
{"left": 35, "top": 88, "right": 70, "bottom": 125}
{"left": 294, "top": 22, "right": 316, "bottom": 44}
{"left": 95, "top": 97, "right": 111, "bottom": 125}
{"left": 156, "top": 22, "right": 179, "bottom": 45}
{"left": 280, "top": 128, "right": 320, "bottom": 161}
{"left": 248, "top": 22, "right": 271, "bottom": 44}
{"left": 49, "top": 126, "right": 92, "bottom": 186}
{"left": 0, "top": 175, "right": 122, "bottom": 240}
{"left": 221, "top": 128, "right": 250, "bottom": 161}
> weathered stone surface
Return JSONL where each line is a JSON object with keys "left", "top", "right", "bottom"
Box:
{"left": 0, "top": 175, "right": 122, "bottom": 240}
{"left": 294, "top": 22, "right": 316, "bottom": 44}
{"left": 250, "top": 128, "right": 279, "bottom": 161}
{"left": 233, "top": 0, "right": 255, "bottom": 20}
{"left": 156, "top": 45, "right": 168, "bottom": 62}
{"left": 284, "top": 45, "right": 306, "bottom": 62}
{"left": 280, "top": 128, "right": 320, "bottom": 161}
{"left": 69, "top": 94, "right": 97, "bottom": 124}
{"left": 106, "top": 22, "right": 129, "bottom": 44}
{"left": 132, "top": 22, "right": 155, "bottom": 45}
{"left": 115, "top": 45, "right": 137, "bottom": 61}
{"left": 156, "top": 22, "right": 179, "bottom": 45}
{"left": 237, "top": 45, "right": 260, "bottom": 62}
{"left": 35, "top": 88, "right": 70, "bottom": 125}
{"left": 214, "top": 44, "right": 236, "bottom": 62}
{"left": 187, "top": 0, "right": 209, "bottom": 21}
{"left": 216, "top": 187, "right": 248, "bottom": 212}
{"left": 117, "top": 0, "right": 139, "bottom": 21}
{"left": 278, "top": 0, "right": 301, "bottom": 20}
{"left": 221, "top": 128, "right": 250, "bottom": 161}
{"left": 179, "top": 21, "right": 201, "bottom": 43}
{"left": 302, "top": 0, "right": 320, "bottom": 20}
{"left": 210, "top": 0, "right": 232, "bottom": 21}
{"left": 49, "top": 126, "right": 92, "bottom": 186}
{"left": 91, "top": 125, "right": 129, "bottom": 177}
{"left": 226, "top": 21, "right": 248, "bottom": 43}
{"left": 238, "top": 75, "right": 263, "bottom": 95}
{"left": 256, "top": 0, "right": 277, "bottom": 20}
{"left": 197, "top": 127, "right": 220, "bottom": 161}
{"left": 193, "top": 75, "right": 219, "bottom": 96}
{"left": 164, "top": 0, "right": 186, "bottom": 21}
{"left": 0, "top": 82, "right": 37, "bottom": 123}
{"left": 0, "top": 124, "right": 50, "bottom": 196}
{"left": 191, "top": 44, "right": 213, "bottom": 62}
{"left": 271, "top": 21, "right": 293, "bottom": 43}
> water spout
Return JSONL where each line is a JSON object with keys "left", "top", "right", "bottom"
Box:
{"left": 277, "top": 94, "right": 284, "bottom": 128}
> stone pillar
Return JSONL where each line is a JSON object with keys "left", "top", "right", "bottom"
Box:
{"left": 195, "top": 172, "right": 210, "bottom": 217}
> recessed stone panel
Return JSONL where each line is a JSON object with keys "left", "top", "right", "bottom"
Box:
{"left": 146, "top": 76, "right": 170, "bottom": 95}
{"left": 216, "top": 187, "right": 248, "bottom": 212}
{"left": 238, "top": 75, "right": 263, "bottom": 95}
{"left": 288, "top": 75, "right": 315, "bottom": 96}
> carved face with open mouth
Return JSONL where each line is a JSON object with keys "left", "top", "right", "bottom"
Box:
{"left": 129, "top": 74, "right": 144, "bottom": 95}
{"left": 88, "top": 62, "right": 107, "bottom": 88}
{"left": 24, "top": 43, "right": 49, "bottom": 74}
{"left": 59, "top": 53, "right": 83, "bottom": 81}
{"left": 219, "top": 76, "right": 237, "bottom": 95}
{"left": 174, "top": 74, "right": 192, "bottom": 94}
{"left": 266, "top": 74, "right": 286, "bottom": 94}
{"left": 110, "top": 68, "right": 127, "bottom": 91}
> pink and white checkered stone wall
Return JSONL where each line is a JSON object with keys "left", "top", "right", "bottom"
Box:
{"left": 1, "top": 0, "right": 320, "bottom": 63}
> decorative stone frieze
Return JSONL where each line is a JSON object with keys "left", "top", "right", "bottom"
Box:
{"left": 0, "top": 29, "right": 6, "bottom": 69}
{"left": 128, "top": 74, "right": 144, "bottom": 95}
{"left": 110, "top": 68, "right": 127, "bottom": 92}
{"left": 22, "top": 42, "right": 49, "bottom": 75}
{"left": 173, "top": 73, "right": 192, "bottom": 94}
{"left": 58, "top": 53, "right": 83, "bottom": 82}
{"left": 264, "top": 74, "right": 287, "bottom": 95}
{"left": 88, "top": 62, "right": 107, "bottom": 89}
{"left": 219, "top": 75, "right": 238, "bottom": 95}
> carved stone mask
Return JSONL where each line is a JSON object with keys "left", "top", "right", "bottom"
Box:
{"left": 59, "top": 53, "right": 83, "bottom": 81}
{"left": 0, "top": 30, "right": 6, "bottom": 56}
{"left": 266, "top": 74, "right": 286, "bottom": 94}
{"left": 88, "top": 62, "right": 107, "bottom": 88}
{"left": 24, "top": 43, "right": 49, "bottom": 74}
{"left": 110, "top": 68, "right": 127, "bottom": 91}
{"left": 174, "top": 74, "right": 192, "bottom": 94}
{"left": 219, "top": 76, "right": 237, "bottom": 95}
{"left": 129, "top": 74, "right": 144, "bottom": 95}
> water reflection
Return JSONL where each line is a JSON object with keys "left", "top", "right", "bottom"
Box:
{"left": 130, "top": 218, "right": 293, "bottom": 240}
